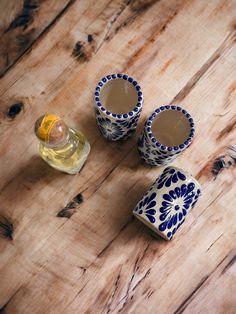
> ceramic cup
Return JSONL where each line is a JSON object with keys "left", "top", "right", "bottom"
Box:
{"left": 137, "top": 105, "right": 195, "bottom": 166}
{"left": 133, "top": 166, "right": 201, "bottom": 240}
{"left": 94, "top": 74, "right": 143, "bottom": 141}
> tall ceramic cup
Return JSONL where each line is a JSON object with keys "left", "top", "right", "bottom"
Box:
{"left": 94, "top": 74, "right": 143, "bottom": 141}
{"left": 133, "top": 166, "right": 201, "bottom": 240}
{"left": 138, "top": 105, "right": 195, "bottom": 166}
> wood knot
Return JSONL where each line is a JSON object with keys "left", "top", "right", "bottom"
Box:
{"left": 0, "top": 215, "right": 14, "bottom": 240}
{"left": 57, "top": 193, "right": 83, "bottom": 218}
{"left": 87, "top": 34, "right": 93, "bottom": 43}
{"left": 24, "top": 0, "right": 39, "bottom": 11}
{"left": 17, "top": 31, "right": 34, "bottom": 48}
{"left": 6, "top": 102, "right": 24, "bottom": 119}
{"left": 5, "top": 0, "right": 38, "bottom": 32}
{"left": 72, "top": 41, "right": 88, "bottom": 61}
{"left": 72, "top": 40, "right": 94, "bottom": 62}
{"left": 212, "top": 146, "right": 236, "bottom": 178}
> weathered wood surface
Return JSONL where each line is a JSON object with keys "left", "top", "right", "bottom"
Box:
{"left": 0, "top": 0, "right": 235, "bottom": 313}
{"left": 0, "top": 0, "right": 74, "bottom": 77}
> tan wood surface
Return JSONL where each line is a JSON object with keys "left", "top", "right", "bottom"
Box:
{"left": 0, "top": 0, "right": 235, "bottom": 313}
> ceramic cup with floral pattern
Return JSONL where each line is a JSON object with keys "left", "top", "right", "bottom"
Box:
{"left": 133, "top": 166, "right": 201, "bottom": 240}
{"left": 138, "top": 105, "right": 195, "bottom": 166}
{"left": 94, "top": 74, "right": 143, "bottom": 141}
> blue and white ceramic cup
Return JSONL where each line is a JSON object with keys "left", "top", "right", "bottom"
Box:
{"left": 94, "top": 74, "right": 143, "bottom": 141}
{"left": 133, "top": 166, "right": 201, "bottom": 240}
{"left": 138, "top": 105, "right": 195, "bottom": 166}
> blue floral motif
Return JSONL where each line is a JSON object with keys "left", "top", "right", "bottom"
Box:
{"left": 95, "top": 108, "right": 101, "bottom": 116}
{"left": 95, "top": 109, "right": 141, "bottom": 141}
{"left": 118, "top": 120, "right": 131, "bottom": 128}
{"left": 137, "top": 106, "right": 195, "bottom": 166}
{"left": 158, "top": 182, "right": 196, "bottom": 236}
{"left": 148, "top": 153, "right": 175, "bottom": 165}
{"left": 138, "top": 131, "right": 149, "bottom": 149}
{"left": 138, "top": 150, "right": 169, "bottom": 166}
{"left": 137, "top": 132, "right": 177, "bottom": 166}
{"left": 191, "top": 188, "right": 201, "bottom": 208}
{"left": 97, "top": 117, "right": 124, "bottom": 140}
{"left": 117, "top": 112, "right": 140, "bottom": 130}
{"left": 95, "top": 74, "right": 143, "bottom": 141}
{"left": 122, "top": 129, "right": 135, "bottom": 140}
{"left": 115, "top": 112, "right": 141, "bottom": 140}
{"left": 134, "top": 192, "right": 157, "bottom": 223}
{"left": 156, "top": 167, "right": 186, "bottom": 189}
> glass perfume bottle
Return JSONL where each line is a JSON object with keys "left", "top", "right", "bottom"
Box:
{"left": 35, "top": 114, "right": 90, "bottom": 174}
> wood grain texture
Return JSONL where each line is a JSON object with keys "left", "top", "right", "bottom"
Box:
{"left": 0, "top": 0, "right": 235, "bottom": 313}
{"left": 0, "top": 0, "right": 75, "bottom": 77}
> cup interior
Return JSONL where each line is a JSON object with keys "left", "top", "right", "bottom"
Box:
{"left": 152, "top": 110, "right": 191, "bottom": 147}
{"left": 99, "top": 78, "right": 138, "bottom": 114}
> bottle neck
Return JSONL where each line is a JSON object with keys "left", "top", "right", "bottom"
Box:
{"left": 41, "top": 132, "right": 71, "bottom": 149}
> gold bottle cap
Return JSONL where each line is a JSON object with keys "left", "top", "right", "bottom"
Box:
{"left": 35, "top": 114, "right": 69, "bottom": 146}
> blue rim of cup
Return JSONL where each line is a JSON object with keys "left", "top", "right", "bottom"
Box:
{"left": 145, "top": 105, "right": 195, "bottom": 152}
{"left": 94, "top": 73, "right": 143, "bottom": 120}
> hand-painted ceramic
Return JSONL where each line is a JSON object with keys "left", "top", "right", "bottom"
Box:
{"left": 94, "top": 74, "right": 143, "bottom": 141}
{"left": 133, "top": 166, "right": 201, "bottom": 240}
{"left": 137, "top": 105, "right": 195, "bottom": 166}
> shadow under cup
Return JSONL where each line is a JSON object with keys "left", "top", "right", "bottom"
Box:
{"left": 138, "top": 106, "right": 195, "bottom": 166}
{"left": 94, "top": 74, "right": 143, "bottom": 141}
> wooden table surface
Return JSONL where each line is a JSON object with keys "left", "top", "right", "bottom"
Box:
{"left": 0, "top": 0, "right": 236, "bottom": 313}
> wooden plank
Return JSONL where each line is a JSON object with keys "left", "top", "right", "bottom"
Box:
{"left": 0, "top": 0, "right": 235, "bottom": 312}
{"left": 0, "top": 0, "right": 75, "bottom": 77}
{"left": 60, "top": 42, "right": 236, "bottom": 314}
{"left": 178, "top": 250, "right": 236, "bottom": 314}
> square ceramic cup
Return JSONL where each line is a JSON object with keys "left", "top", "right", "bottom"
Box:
{"left": 94, "top": 74, "right": 143, "bottom": 141}
{"left": 133, "top": 166, "right": 201, "bottom": 240}
{"left": 137, "top": 105, "right": 195, "bottom": 166}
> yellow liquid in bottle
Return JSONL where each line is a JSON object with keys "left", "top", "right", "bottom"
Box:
{"left": 39, "top": 128, "right": 90, "bottom": 174}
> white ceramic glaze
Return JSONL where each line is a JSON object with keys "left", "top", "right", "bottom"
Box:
{"left": 94, "top": 74, "right": 143, "bottom": 141}
{"left": 133, "top": 166, "right": 201, "bottom": 240}
{"left": 138, "top": 106, "right": 195, "bottom": 166}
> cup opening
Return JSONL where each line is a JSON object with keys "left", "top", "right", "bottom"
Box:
{"left": 152, "top": 110, "right": 191, "bottom": 147}
{"left": 99, "top": 78, "right": 138, "bottom": 114}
